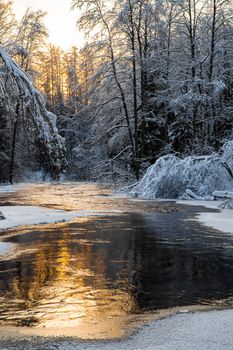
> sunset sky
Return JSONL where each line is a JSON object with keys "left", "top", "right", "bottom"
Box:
{"left": 12, "top": 0, "right": 84, "bottom": 50}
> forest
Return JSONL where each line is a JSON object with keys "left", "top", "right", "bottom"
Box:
{"left": 1, "top": 0, "right": 233, "bottom": 185}
{"left": 1, "top": 2, "right": 233, "bottom": 348}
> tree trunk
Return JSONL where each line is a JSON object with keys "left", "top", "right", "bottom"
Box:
{"left": 9, "top": 101, "right": 20, "bottom": 184}
{"left": 129, "top": 0, "right": 139, "bottom": 180}
{"left": 209, "top": 0, "right": 217, "bottom": 82}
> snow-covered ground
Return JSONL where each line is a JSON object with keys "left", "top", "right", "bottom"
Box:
{"left": 0, "top": 185, "right": 15, "bottom": 193}
{"left": 0, "top": 206, "right": 81, "bottom": 231}
{"left": 177, "top": 200, "right": 233, "bottom": 234}
{"left": 1, "top": 309, "right": 233, "bottom": 350}
{"left": 59, "top": 309, "right": 233, "bottom": 350}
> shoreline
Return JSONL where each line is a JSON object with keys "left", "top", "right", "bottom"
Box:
{"left": 177, "top": 199, "right": 233, "bottom": 234}
{"left": 0, "top": 303, "right": 232, "bottom": 341}
{"left": 0, "top": 307, "right": 233, "bottom": 350}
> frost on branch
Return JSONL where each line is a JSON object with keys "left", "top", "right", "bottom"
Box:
{"left": 132, "top": 142, "right": 233, "bottom": 199}
{"left": 0, "top": 48, "right": 67, "bottom": 180}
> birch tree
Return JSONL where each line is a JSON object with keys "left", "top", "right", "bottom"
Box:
{"left": 72, "top": 0, "right": 140, "bottom": 179}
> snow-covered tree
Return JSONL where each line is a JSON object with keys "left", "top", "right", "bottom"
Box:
{"left": 0, "top": 0, "right": 16, "bottom": 46}
{"left": 0, "top": 48, "right": 67, "bottom": 183}
{"left": 13, "top": 8, "right": 48, "bottom": 75}
{"left": 132, "top": 141, "right": 233, "bottom": 199}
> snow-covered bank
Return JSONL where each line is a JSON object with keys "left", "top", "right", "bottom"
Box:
{"left": 177, "top": 200, "right": 233, "bottom": 234}
{"left": 198, "top": 210, "right": 233, "bottom": 234}
{"left": 61, "top": 309, "right": 233, "bottom": 350}
{"left": 1, "top": 309, "right": 233, "bottom": 350}
{"left": 0, "top": 185, "right": 15, "bottom": 193}
{"left": 0, "top": 206, "right": 80, "bottom": 231}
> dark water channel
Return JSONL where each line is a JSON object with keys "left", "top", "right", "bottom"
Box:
{"left": 0, "top": 183, "right": 233, "bottom": 338}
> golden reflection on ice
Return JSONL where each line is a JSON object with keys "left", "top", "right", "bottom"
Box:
{"left": 0, "top": 183, "right": 115, "bottom": 211}
{"left": 0, "top": 182, "right": 170, "bottom": 214}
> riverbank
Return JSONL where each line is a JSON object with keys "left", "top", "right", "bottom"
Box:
{"left": 0, "top": 308, "right": 233, "bottom": 350}
{"left": 0, "top": 205, "right": 84, "bottom": 231}
{"left": 177, "top": 199, "right": 233, "bottom": 234}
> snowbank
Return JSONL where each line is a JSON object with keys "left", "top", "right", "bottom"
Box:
{"left": 62, "top": 309, "right": 233, "bottom": 350}
{"left": 198, "top": 210, "right": 233, "bottom": 234}
{"left": 0, "top": 205, "right": 111, "bottom": 232}
{"left": 132, "top": 141, "right": 233, "bottom": 199}
{"left": 2, "top": 309, "right": 232, "bottom": 350}
{"left": 177, "top": 200, "right": 233, "bottom": 234}
{"left": 0, "top": 206, "right": 81, "bottom": 231}
{"left": 0, "top": 185, "right": 15, "bottom": 193}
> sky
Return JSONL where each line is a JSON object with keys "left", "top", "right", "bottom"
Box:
{"left": 12, "top": 0, "right": 84, "bottom": 50}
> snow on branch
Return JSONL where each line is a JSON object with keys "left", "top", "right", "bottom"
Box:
{"left": 0, "top": 48, "right": 67, "bottom": 178}
{"left": 132, "top": 141, "right": 233, "bottom": 199}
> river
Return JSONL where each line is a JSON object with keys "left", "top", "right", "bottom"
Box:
{"left": 0, "top": 183, "right": 232, "bottom": 340}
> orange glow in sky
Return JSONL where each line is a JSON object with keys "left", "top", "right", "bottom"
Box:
{"left": 12, "top": 0, "right": 84, "bottom": 50}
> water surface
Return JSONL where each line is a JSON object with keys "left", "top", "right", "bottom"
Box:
{"left": 0, "top": 183, "right": 232, "bottom": 338}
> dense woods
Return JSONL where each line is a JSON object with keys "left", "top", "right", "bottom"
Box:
{"left": 0, "top": 0, "right": 233, "bottom": 183}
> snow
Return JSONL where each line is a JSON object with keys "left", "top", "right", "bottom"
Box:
{"left": 198, "top": 210, "right": 233, "bottom": 234}
{"left": 0, "top": 206, "right": 81, "bottom": 231}
{"left": 132, "top": 141, "right": 233, "bottom": 199}
{"left": 0, "top": 205, "right": 110, "bottom": 233}
{"left": 177, "top": 199, "right": 221, "bottom": 210}
{"left": 179, "top": 189, "right": 206, "bottom": 200}
{"left": 92, "top": 309, "right": 233, "bottom": 350}
{"left": 213, "top": 191, "right": 233, "bottom": 199}
{"left": 129, "top": 141, "right": 233, "bottom": 234}
{"left": 0, "top": 242, "right": 12, "bottom": 255}
{"left": 177, "top": 200, "right": 233, "bottom": 234}
{"left": 2, "top": 309, "right": 233, "bottom": 349}
{"left": 0, "top": 48, "right": 67, "bottom": 179}
{"left": 0, "top": 185, "right": 15, "bottom": 193}
{"left": 218, "top": 199, "right": 233, "bottom": 209}
{"left": 64, "top": 309, "right": 233, "bottom": 350}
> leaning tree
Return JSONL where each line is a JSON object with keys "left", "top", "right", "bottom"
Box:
{"left": 0, "top": 48, "right": 67, "bottom": 183}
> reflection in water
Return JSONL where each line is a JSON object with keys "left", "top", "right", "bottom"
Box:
{"left": 0, "top": 184, "right": 233, "bottom": 338}
{"left": 0, "top": 217, "right": 139, "bottom": 337}
{"left": 0, "top": 182, "right": 180, "bottom": 213}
